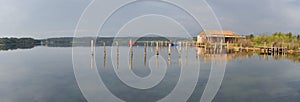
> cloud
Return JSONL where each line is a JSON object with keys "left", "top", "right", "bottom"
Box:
{"left": 0, "top": 0, "right": 91, "bottom": 38}
{"left": 0, "top": 0, "right": 29, "bottom": 33}
{"left": 0, "top": 0, "right": 300, "bottom": 38}
{"left": 207, "top": 0, "right": 300, "bottom": 34}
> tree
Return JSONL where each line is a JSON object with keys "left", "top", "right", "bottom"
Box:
{"left": 246, "top": 34, "right": 254, "bottom": 40}
{"left": 287, "top": 32, "right": 293, "bottom": 38}
{"left": 297, "top": 35, "right": 300, "bottom": 40}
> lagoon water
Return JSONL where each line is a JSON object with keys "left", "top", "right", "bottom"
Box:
{"left": 1, "top": 46, "right": 300, "bottom": 102}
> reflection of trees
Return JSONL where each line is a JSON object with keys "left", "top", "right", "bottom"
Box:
{"left": 0, "top": 44, "right": 35, "bottom": 51}
{"left": 271, "top": 53, "right": 300, "bottom": 63}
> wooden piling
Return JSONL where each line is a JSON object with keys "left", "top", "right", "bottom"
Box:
{"left": 168, "top": 43, "right": 171, "bottom": 55}
{"left": 103, "top": 42, "right": 106, "bottom": 56}
{"left": 91, "top": 40, "right": 94, "bottom": 56}
{"left": 264, "top": 42, "right": 267, "bottom": 53}
{"left": 156, "top": 41, "right": 159, "bottom": 55}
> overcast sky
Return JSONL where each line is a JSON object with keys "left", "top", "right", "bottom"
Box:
{"left": 0, "top": 0, "right": 299, "bottom": 38}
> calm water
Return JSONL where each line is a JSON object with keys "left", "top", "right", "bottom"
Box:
{"left": 1, "top": 46, "right": 300, "bottom": 102}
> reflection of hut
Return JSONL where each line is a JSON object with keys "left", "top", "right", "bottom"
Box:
{"left": 196, "top": 48, "right": 253, "bottom": 62}
{"left": 197, "top": 30, "right": 242, "bottom": 43}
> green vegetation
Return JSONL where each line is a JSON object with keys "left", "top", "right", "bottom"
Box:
{"left": 244, "top": 32, "right": 300, "bottom": 50}
{"left": 0, "top": 37, "right": 40, "bottom": 50}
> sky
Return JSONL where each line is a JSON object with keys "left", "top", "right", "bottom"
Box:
{"left": 0, "top": 0, "right": 300, "bottom": 38}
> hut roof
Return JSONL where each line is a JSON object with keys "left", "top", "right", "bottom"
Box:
{"left": 199, "top": 30, "right": 239, "bottom": 37}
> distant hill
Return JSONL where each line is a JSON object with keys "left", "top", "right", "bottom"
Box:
{"left": 42, "top": 37, "right": 192, "bottom": 47}
{"left": 1, "top": 37, "right": 193, "bottom": 49}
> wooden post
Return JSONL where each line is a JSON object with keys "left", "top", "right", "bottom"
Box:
{"left": 146, "top": 41, "right": 149, "bottom": 47}
{"left": 179, "top": 42, "right": 182, "bottom": 65}
{"left": 156, "top": 41, "right": 159, "bottom": 55}
{"left": 226, "top": 41, "right": 229, "bottom": 49}
{"left": 116, "top": 41, "right": 119, "bottom": 55}
{"left": 168, "top": 43, "right": 171, "bottom": 55}
{"left": 264, "top": 42, "right": 267, "bottom": 54}
{"left": 150, "top": 41, "right": 153, "bottom": 47}
{"left": 103, "top": 42, "right": 106, "bottom": 56}
{"left": 91, "top": 40, "right": 94, "bottom": 56}
{"left": 185, "top": 45, "right": 188, "bottom": 65}
{"left": 129, "top": 39, "right": 132, "bottom": 49}
{"left": 240, "top": 43, "right": 243, "bottom": 52}
{"left": 179, "top": 42, "right": 182, "bottom": 58}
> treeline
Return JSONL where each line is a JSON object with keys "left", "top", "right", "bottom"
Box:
{"left": 0, "top": 37, "right": 41, "bottom": 50}
{"left": 43, "top": 37, "right": 189, "bottom": 47}
{"left": 242, "top": 32, "right": 300, "bottom": 50}
{"left": 0, "top": 38, "right": 40, "bottom": 45}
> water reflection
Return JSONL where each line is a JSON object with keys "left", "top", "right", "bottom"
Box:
{"left": 0, "top": 44, "right": 35, "bottom": 51}
{"left": 2, "top": 45, "right": 300, "bottom": 102}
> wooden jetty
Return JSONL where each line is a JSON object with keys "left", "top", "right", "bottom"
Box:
{"left": 259, "top": 46, "right": 287, "bottom": 54}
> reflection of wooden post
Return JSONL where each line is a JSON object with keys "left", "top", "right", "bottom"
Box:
{"left": 204, "top": 43, "right": 207, "bottom": 53}
{"left": 130, "top": 52, "right": 133, "bottom": 70}
{"left": 129, "top": 39, "right": 133, "bottom": 70}
{"left": 226, "top": 41, "right": 229, "bottom": 52}
{"left": 156, "top": 56, "right": 159, "bottom": 68}
{"left": 214, "top": 43, "right": 217, "bottom": 54}
{"left": 179, "top": 42, "right": 182, "bottom": 62}
{"left": 91, "top": 40, "right": 95, "bottom": 69}
{"left": 144, "top": 43, "right": 147, "bottom": 67}
{"left": 220, "top": 40, "right": 223, "bottom": 53}
{"left": 116, "top": 41, "right": 119, "bottom": 69}
{"left": 156, "top": 41, "right": 159, "bottom": 55}
{"left": 168, "top": 54, "right": 171, "bottom": 65}
{"left": 103, "top": 42, "right": 106, "bottom": 67}
{"left": 186, "top": 43, "right": 188, "bottom": 65}
{"left": 240, "top": 43, "right": 243, "bottom": 52}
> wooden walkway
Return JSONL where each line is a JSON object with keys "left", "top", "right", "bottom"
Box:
{"left": 259, "top": 46, "right": 287, "bottom": 54}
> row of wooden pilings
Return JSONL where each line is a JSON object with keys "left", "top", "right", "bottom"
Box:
{"left": 91, "top": 39, "right": 230, "bottom": 57}
{"left": 90, "top": 40, "right": 230, "bottom": 69}
{"left": 259, "top": 42, "right": 287, "bottom": 55}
